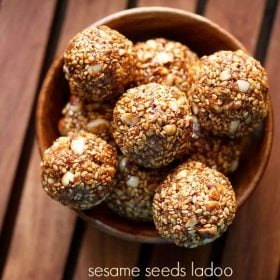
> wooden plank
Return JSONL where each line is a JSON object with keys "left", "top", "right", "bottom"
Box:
{"left": 220, "top": 5, "right": 280, "bottom": 280}
{"left": 55, "top": 0, "right": 128, "bottom": 55}
{"left": 138, "top": 0, "right": 196, "bottom": 11}
{"left": 3, "top": 1, "right": 135, "bottom": 279}
{"left": 148, "top": 244, "right": 214, "bottom": 279}
{"left": 0, "top": 0, "right": 57, "bottom": 231}
{"left": 74, "top": 225, "right": 140, "bottom": 279}
{"left": 205, "top": 0, "right": 266, "bottom": 54}
{"left": 2, "top": 145, "right": 76, "bottom": 280}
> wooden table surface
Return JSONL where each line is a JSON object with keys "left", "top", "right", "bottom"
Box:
{"left": 0, "top": 0, "right": 279, "bottom": 279}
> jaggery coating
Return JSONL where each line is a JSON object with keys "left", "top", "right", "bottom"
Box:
{"left": 41, "top": 131, "right": 117, "bottom": 210}
{"left": 112, "top": 83, "right": 193, "bottom": 168}
{"left": 188, "top": 50, "right": 269, "bottom": 137}
{"left": 64, "top": 25, "right": 135, "bottom": 101}
{"left": 190, "top": 137, "right": 241, "bottom": 174}
{"left": 179, "top": 117, "right": 241, "bottom": 174}
{"left": 153, "top": 161, "right": 236, "bottom": 248}
{"left": 133, "top": 38, "right": 198, "bottom": 92}
{"left": 106, "top": 155, "right": 166, "bottom": 221}
{"left": 58, "top": 95, "right": 114, "bottom": 141}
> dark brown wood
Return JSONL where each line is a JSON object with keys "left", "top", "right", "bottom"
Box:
{"left": 55, "top": 0, "right": 127, "bottom": 55}
{"left": 0, "top": 0, "right": 57, "bottom": 231}
{"left": 206, "top": 0, "right": 266, "bottom": 53}
{"left": 74, "top": 225, "right": 140, "bottom": 279}
{"left": 36, "top": 7, "right": 273, "bottom": 243}
{"left": 220, "top": 5, "right": 280, "bottom": 280}
{"left": 148, "top": 243, "right": 214, "bottom": 278}
{"left": 93, "top": 7, "right": 245, "bottom": 56}
{"left": 2, "top": 145, "right": 76, "bottom": 280}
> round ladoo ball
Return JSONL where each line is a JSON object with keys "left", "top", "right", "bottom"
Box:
{"left": 41, "top": 131, "right": 117, "bottom": 210}
{"left": 190, "top": 135, "right": 241, "bottom": 175}
{"left": 153, "top": 161, "right": 236, "bottom": 248}
{"left": 179, "top": 118, "right": 241, "bottom": 174}
{"left": 133, "top": 38, "right": 198, "bottom": 92}
{"left": 58, "top": 95, "right": 114, "bottom": 142}
{"left": 64, "top": 25, "right": 135, "bottom": 101}
{"left": 112, "top": 83, "right": 193, "bottom": 168}
{"left": 106, "top": 155, "right": 167, "bottom": 221}
{"left": 188, "top": 50, "right": 269, "bottom": 138}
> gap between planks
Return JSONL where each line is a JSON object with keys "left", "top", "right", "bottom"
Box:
{"left": 0, "top": 0, "right": 57, "bottom": 231}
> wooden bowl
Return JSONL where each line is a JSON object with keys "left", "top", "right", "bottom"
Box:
{"left": 36, "top": 7, "right": 273, "bottom": 243}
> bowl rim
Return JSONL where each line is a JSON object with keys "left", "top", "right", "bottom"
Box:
{"left": 93, "top": 6, "right": 245, "bottom": 50}
{"left": 36, "top": 7, "right": 274, "bottom": 243}
{"left": 76, "top": 209, "right": 168, "bottom": 243}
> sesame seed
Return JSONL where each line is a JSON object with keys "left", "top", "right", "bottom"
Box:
{"left": 41, "top": 131, "right": 117, "bottom": 210}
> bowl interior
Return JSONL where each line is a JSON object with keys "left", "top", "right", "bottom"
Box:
{"left": 36, "top": 8, "right": 273, "bottom": 243}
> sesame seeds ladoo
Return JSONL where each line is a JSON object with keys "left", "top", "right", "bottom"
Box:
{"left": 63, "top": 25, "right": 135, "bottom": 101}
{"left": 189, "top": 120, "right": 241, "bottom": 174}
{"left": 58, "top": 95, "right": 115, "bottom": 142}
{"left": 177, "top": 117, "right": 242, "bottom": 174}
{"left": 133, "top": 38, "right": 198, "bottom": 92}
{"left": 43, "top": 23, "right": 270, "bottom": 246}
{"left": 190, "top": 135, "right": 241, "bottom": 174}
{"left": 153, "top": 161, "right": 237, "bottom": 248}
{"left": 188, "top": 50, "right": 269, "bottom": 138}
{"left": 106, "top": 155, "right": 168, "bottom": 222}
{"left": 41, "top": 131, "right": 117, "bottom": 210}
{"left": 112, "top": 83, "right": 193, "bottom": 168}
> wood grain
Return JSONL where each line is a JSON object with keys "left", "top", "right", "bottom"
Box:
{"left": 0, "top": 0, "right": 57, "bottom": 231}
{"left": 74, "top": 225, "right": 140, "bottom": 279}
{"left": 149, "top": 243, "right": 214, "bottom": 279}
{"left": 205, "top": 0, "right": 266, "bottom": 53}
{"left": 220, "top": 5, "right": 280, "bottom": 280}
{"left": 138, "top": 0, "right": 196, "bottom": 11}
{"left": 2, "top": 145, "right": 76, "bottom": 280}
{"left": 55, "top": 0, "right": 127, "bottom": 55}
